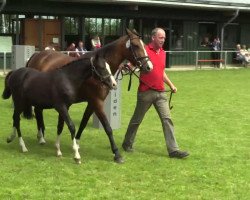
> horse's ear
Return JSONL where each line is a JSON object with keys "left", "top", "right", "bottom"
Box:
{"left": 132, "top": 29, "right": 139, "bottom": 35}
{"left": 126, "top": 28, "right": 133, "bottom": 36}
{"left": 93, "top": 54, "right": 105, "bottom": 68}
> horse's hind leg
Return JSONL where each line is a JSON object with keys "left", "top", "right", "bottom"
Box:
{"left": 13, "top": 109, "right": 28, "bottom": 152}
{"left": 95, "top": 109, "right": 124, "bottom": 164}
{"left": 75, "top": 104, "right": 94, "bottom": 146}
{"left": 55, "top": 114, "right": 64, "bottom": 157}
{"left": 55, "top": 105, "right": 81, "bottom": 164}
{"left": 34, "top": 108, "right": 46, "bottom": 145}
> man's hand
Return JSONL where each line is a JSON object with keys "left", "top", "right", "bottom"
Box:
{"left": 170, "top": 85, "right": 177, "bottom": 93}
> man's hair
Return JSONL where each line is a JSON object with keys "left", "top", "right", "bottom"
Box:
{"left": 151, "top": 28, "right": 165, "bottom": 36}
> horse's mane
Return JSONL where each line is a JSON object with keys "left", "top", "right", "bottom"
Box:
{"left": 60, "top": 30, "right": 139, "bottom": 69}
{"left": 59, "top": 57, "right": 91, "bottom": 70}
{"left": 94, "top": 30, "right": 140, "bottom": 58}
{"left": 93, "top": 35, "right": 129, "bottom": 58}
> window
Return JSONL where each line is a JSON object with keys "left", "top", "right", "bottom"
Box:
{"left": 0, "top": 14, "right": 16, "bottom": 34}
{"left": 85, "top": 18, "right": 121, "bottom": 45}
{"left": 142, "top": 19, "right": 156, "bottom": 44}
{"left": 172, "top": 21, "right": 183, "bottom": 50}
{"left": 199, "top": 22, "right": 217, "bottom": 47}
{"left": 103, "top": 18, "right": 121, "bottom": 36}
{"left": 85, "top": 18, "right": 102, "bottom": 36}
{"left": 64, "top": 17, "right": 78, "bottom": 35}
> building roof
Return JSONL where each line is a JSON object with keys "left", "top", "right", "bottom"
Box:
{"left": 49, "top": 0, "right": 250, "bottom": 11}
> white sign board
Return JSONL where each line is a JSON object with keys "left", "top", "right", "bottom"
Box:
{"left": 93, "top": 78, "right": 122, "bottom": 130}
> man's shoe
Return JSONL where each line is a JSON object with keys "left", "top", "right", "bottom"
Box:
{"left": 169, "top": 150, "right": 189, "bottom": 159}
{"left": 122, "top": 143, "right": 134, "bottom": 152}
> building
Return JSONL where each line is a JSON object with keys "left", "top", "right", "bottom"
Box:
{"left": 1, "top": 0, "right": 250, "bottom": 68}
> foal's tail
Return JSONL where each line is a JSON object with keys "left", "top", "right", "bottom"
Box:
{"left": 2, "top": 71, "right": 13, "bottom": 99}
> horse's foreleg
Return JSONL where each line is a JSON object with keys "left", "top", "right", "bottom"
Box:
{"left": 55, "top": 114, "right": 64, "bottom": 157}
{"left": 56, "top": 105, "right": 81, "bottom": 164}
{"left": 34, "top": 108, "right": 46, "bottom": 145}
{"left": 7, "top": 127, "right": 17, "bottom": 143}
{"left": 95, "top": 109, "right": 124, "bottom": 163}
{"left": 13, "top": 109, "right": 28, "bottom": 152}
{"left": 75, "top": 104, "right": 94, "bottom": 146}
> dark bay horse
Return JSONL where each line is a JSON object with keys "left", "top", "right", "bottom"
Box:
{"left": 2, "top": 55, "right": 115, "bottom": 164}
{"left": 27, "top": 29, "right": 153, "bottom": 163}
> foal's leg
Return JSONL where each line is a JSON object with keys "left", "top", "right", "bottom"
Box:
{"left": 55, "top": 105, "right": 81, "bottom": 164}
{"left": 55, "top": 114, "right": 64, "bottom": 157}
{"left": 95, "top": 108, "right": 123, "bottom": 163}
{"left": 12, "top": 109, "right": 28, "bottom": 152}
{"left": 34, "top": 108, "right": 46, "bottom": 145}
{"left": 7, "top": 110, "right": 19, "bottom": 143}
{"left": 75, "top": 104, "right": 94, "bottom": 146}
{"left": 6, "top": 127, "right": 17, "bottom": 143}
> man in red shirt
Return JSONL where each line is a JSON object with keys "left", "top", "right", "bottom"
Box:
{"left": 122, "top": 28, "right": 189, "bottom": 158}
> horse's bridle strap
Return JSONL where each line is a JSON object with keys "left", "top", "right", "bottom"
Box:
{"left": 129, "top": 38, "right": 150, "bottom": 69}
{"left": 90, "top": 57, "right": 111, "bottom": 82}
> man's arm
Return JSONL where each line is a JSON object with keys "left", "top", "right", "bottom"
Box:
{"left": 75, "top": 48, "right": 80, "bottom": 57}
{"left": 163, "top": 72, "right": 177, "bottom": 93}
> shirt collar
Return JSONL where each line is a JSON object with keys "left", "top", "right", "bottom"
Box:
{"left": 148, "top": 43, "right": 163, "bottom": 53}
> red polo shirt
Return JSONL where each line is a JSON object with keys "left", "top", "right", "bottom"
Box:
{"left": 139, "top": 43, "right": 166, "bottom": 92}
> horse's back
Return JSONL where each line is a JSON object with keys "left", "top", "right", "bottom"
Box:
{"left": 27, "top": 50, "right": 76, "bottom": 72}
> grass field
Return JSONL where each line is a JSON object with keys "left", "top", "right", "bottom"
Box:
{"left": 0, "top": 69, "right": 249, "bottom": 200}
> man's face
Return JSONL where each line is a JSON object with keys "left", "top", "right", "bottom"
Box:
{"left": 152, "top": 30, "right": 166, "bottom": 49}
{"left": 79, "top": 42, "right": 83, "bottom": 47}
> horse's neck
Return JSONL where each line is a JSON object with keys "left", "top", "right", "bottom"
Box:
{"left": 104, "top": 36, "right": 128, "bottom": 74}
{"left": 62, "top": 60, "right": 91, "bottom": 82}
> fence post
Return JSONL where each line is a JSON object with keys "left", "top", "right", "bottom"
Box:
{"left": 224, "top": 51, "right": 227, "bottom": 69}
{"left": 195, "top": 51, "right": 198, "bottom": 69}
{"left": 3, "top": 52, "right": 6, "bottom": 75}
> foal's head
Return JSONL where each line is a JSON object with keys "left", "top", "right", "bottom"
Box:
{"left": 125, "top": 29, "right": 153, "bottom": 72}
{"left": 91, "top": 55, "right": 117, "bottom": 90}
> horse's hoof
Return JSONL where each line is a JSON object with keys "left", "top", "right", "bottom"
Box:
{"left": 22, "top": 148, "right": 28, "bottom": 153}
{"left": 39, "top": 138, "right": 46, "bottom": 145}
{"left": 74, "top": 158, "right": 81, "bottom": 164}
{"left": 114, "top": 156, "right": 124, "bottom": 164}
{"left": 6, "top": 137, "right": 12, "bottom": 143}
{"left": 56, "top": 152, "right": 62, "bottom": 157}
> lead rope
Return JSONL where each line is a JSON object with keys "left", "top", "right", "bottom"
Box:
{"left": 117, "top": 64, "right": 174, "bottom": 110}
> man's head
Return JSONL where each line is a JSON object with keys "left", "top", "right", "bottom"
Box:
{"left": 236, "top": 44, "right": 241, "bottom": 50}
{"left": 78, "top": 41, "right": 84, "bottom": 48}
{"left": 151, "top": 28, "right": 166, "bottom": 50}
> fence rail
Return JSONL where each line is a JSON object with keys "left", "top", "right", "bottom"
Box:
{"left": 0, "top": 50, "right": 242, "bottom": 74}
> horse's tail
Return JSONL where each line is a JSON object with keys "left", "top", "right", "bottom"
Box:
{"left": 23, "top": 103, "right": 33, "bottom": 119}
{"left": 2, "top": 71, "right": 13, "bottom": 99}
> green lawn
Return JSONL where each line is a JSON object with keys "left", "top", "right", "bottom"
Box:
{"left": 0, "top": 69, "right": 249, "bottom": 200}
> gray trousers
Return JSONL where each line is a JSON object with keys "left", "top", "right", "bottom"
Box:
{"left": 123, "top": 90, "right": 179, "bottom": 153}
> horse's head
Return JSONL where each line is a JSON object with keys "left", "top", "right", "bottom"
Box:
{"left": 125, "top": 28, "right": 153, "bottom": 73}
{"left": 91, "top": 55, "right": 117, "bottom": 90}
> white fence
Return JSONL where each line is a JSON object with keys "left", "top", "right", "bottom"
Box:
{"left": 165, "top": 50, "right": 238, "bottom": 69}
{"left": 0, "top": 50, "right": 241, "bottom": 74}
